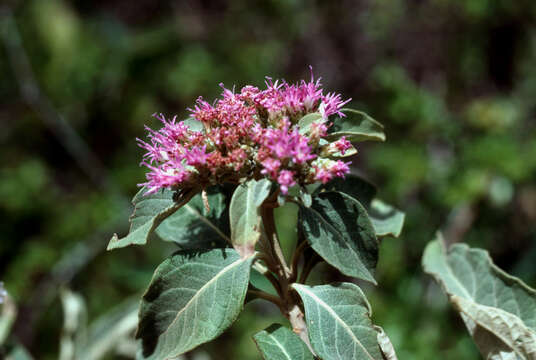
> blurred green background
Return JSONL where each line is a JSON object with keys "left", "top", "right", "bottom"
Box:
{"left": 1, "top": 0, "right": 535, "bottom": 359}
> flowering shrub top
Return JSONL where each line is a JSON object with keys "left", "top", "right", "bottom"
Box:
{"left": 138, "top": 71, "right": 353, "bottom": 195}
{"left": 108, "top": 70, "right": 405, "bottom": 360}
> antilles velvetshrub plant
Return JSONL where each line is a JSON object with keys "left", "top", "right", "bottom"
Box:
{"left": 108, "top": 70, "right": 405, "bottom": 360}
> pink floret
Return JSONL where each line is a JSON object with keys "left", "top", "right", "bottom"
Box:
{"left": 277, "top": 170, "right": 296, "bottom": 194}
{"left": 333, "top": 136, "right": 352, "bottom": 155}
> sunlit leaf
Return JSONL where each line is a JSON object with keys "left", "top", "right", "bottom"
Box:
{"left": 422, "top": 233, "right": 536, "bottom": 360}
{"left": 369, "top": 199, "right": 405, "bottom": 238}
{"left": 452, "top": 295, "right": 536, "bottom": 360}
{"left": 375, "top": 326, "right": 398, "bottom": 360}
{"left": 329, "top": 144, "right": 358, "bottom": 158}
{"left": 326, "top": 108, "right": 385, "bottom": 143}
{"left": 107, "top": 187, "right": 197, "bottom": 250}
{"left": 137, "top": 248, "right": 255, "bottom": 359}
{"left": 292, "top": 283, "right": 383, "bottom": 360}
{"left": 229, "top": 179, "right": 271, "bottom": 258}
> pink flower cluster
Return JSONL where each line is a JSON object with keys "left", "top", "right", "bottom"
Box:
{"left": 138, "top": 70, "right": 353, "bottom": 195}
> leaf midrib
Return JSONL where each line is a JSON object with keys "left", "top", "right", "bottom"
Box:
{"left": 162, "top": 256, "right": 247, "bottom": 337}
{"left": 265, "top": 333, "right": 292, "bottom": 360}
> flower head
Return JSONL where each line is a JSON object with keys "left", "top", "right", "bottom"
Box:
{"left": 138, "top": 69, "right": 353, "bottom": 195}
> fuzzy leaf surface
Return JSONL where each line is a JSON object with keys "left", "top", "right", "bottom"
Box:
{"left": 107, "top": 188, "right": 196, "bottom": 250}
{"left": 299, "top": 191, "right": 378, "bottom": 283}
{"left": 253, "top": 324, "right": 314, "bottom": 360}
{"left": 422, "top": 234, "right": 536, "bottom": 359}
{"left": 292, "top": 283, "right": 383, "bottom": 360}
{"left": 326, "top": 108, "right": 385, "bottom": 143}
{"left": 229, "top": 179, "right": 271, "bottom": 258}
{"left": 136, "top": 248, "right": 254, "bottom": 359}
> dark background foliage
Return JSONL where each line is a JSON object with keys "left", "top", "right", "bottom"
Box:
{"left": 1, "top": 0, "right": 535, "bottom": 358}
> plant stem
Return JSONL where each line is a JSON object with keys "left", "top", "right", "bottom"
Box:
{"left": 247, "top": 290, "right": 284, "bottom": 308}
{"left": 289, "top": 238, "right": 308, "bottom": 283}
{"left": 260, "top": 205, "right": 291, "bottom": 278}
{"left": 259, "top": 200, "right": 316, "bottom": 357}
{"left": 288, "top": 304, "right": 316, "bottom": 356}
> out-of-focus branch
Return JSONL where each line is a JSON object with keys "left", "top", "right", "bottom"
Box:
{"left": 17, "top": 218, "right": 128, "bottom": 343}
{"left": 0, "top": 5, "right": 133, "bottom": 346}
{"left": 0, "top": 6, "right": 118, "bottom": 194}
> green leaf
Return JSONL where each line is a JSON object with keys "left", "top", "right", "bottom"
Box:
{"left": 298, "top": 112, "right": 324, "bottom": 135}
{"left": 136, "top": 248, "right": 255, "bottom": 359}
{"left": 107, "top": 187, "right": 197, "bottom": 250}
{"left": 229, "top": 179, "right": 272, "bottom": 258}
{"left": 316, "top": 177, "right": 404, "bottom": 238}
{"left": 451, "top": 295, "right": 536, "bottom": 360}
{"left": 422, "top": 233, "right": 536, "bottom": 360}
{"left": 292, "top": 283, "right": 383, "bottom": 360}
{"left": 329, "top": 144, "right": 358, "bottom": 158}
{"left": 181, "top": 117, "right": 204, "bottom": 132}
{"left": 315, "top": 175, "right": 377, "bottom": 206}
{"left": 299, "top": 187, "right": 312, "bottom": 208}
{"left": 249, "top": 268, "right": 278, "bottom": 297}
{"left": 298, "top": 191, "right": 378, "bottom": 284}
{"left": 155, "top": 188, "right": 230, "bottom": 249}
{"left": 253, "top": 324, "right": 314, "bottom": 360}
{"left": 369, "top": 199, "right": 405, "bottom": 238}
{"left": 326, "top": 108, "right": 385, "bottom": 143}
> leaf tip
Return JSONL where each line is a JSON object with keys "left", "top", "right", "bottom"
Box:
{"left": 106, "top": 234, "right": 120, "bottom": 251}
